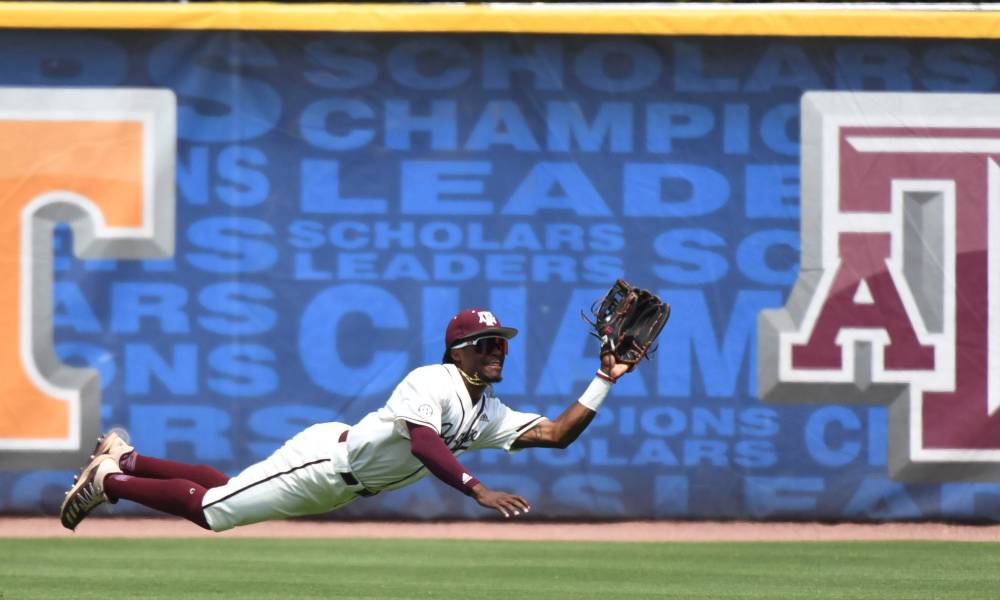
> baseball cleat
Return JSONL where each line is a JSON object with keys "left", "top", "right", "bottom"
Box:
{"left": 91, "top": 430, "right": 134, "bottom": 465}
{"left": 59, "top": 454, "right": 122, "bottom": 531}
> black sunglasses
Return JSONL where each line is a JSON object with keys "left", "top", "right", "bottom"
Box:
{"left": 452, "top": 336, "right": 508, "bottom": 355}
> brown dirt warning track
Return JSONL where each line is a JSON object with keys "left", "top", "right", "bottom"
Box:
{"left": 2, "top": 517, "right": 1000, "bottom": 542}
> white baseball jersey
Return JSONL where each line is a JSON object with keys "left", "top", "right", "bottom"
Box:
{"left": 201, "top": 363, "right": 543, "bottom": 532}
{"left": 345, "top": 363, "right": 545, "bottom": 491}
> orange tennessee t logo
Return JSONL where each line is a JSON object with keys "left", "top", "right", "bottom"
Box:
{"left": 0, "top": 88, "right": 175, "bottom": 469}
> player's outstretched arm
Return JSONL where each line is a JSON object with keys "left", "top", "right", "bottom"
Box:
{"left": 406, "top": 422, "right": 530, "bottom": 518}
{"left": 512, "top": 353, "right": 630, "bottom": 450}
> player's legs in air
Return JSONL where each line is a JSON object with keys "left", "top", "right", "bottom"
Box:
{"left": 60, "top": 430, "right": 228, "bottom": 531}
{"left": 60, "top": 423, "right": 361, "bottom": 532}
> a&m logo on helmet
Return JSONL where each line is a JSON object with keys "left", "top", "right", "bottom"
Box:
{"left": 759, "top": 92, "right": 1000, "bottom": 482}
{"left": 476, "top": 311, "right": 499, "bottom": 327}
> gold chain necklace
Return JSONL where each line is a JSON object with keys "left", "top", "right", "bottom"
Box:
{"left": 457, "top": 367, "right": 486, "bottom": 388}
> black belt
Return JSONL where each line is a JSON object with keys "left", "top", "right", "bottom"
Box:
{"left": 339, "top": 471, "right": 376, "bottom": 496}
{"left": 337, "top": 429, "right": 378, "bottom": 497}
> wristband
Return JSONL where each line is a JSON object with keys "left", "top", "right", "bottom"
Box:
{"left": 577, "top": 375, "right": 613, "bottom": 412}
{"left": 463, "top": 476, "right": 482, "bottom": 496}
{"left": 595, "top": 369, "right": 617, "bottom": 384}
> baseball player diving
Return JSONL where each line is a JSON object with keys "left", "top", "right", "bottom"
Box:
{"left": 59, "top": 307, "right": 638, "bottom": 532}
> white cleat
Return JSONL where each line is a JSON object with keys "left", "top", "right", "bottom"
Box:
{"left": 91, "top": 431, "right": 134, "bottom": 464}
{"left": 59, "top": 454, "right": 122, "bottom": 531}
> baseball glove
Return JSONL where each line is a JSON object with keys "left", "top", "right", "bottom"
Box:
{"left": 584, "top": 279, "right": 670, "bottom": 365}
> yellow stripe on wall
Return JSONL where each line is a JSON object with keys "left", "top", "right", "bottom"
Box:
{"left": 1, "top": 2, "right": 999, "bottom": 38}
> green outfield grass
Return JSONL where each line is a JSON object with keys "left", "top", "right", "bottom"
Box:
{"left": 0, "top": 538, "right": 997, "bottom": 599}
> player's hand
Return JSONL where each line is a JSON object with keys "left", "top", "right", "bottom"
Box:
{"left": 470, "top": 483, "right": 531, "bottom": 518}
{"left": 600, "top": 351, "right": 632, "bottom": 381}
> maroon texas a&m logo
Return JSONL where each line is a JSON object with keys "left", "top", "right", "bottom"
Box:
{"left": 759, "top": 92, "right": 1000, "bottom": 481}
